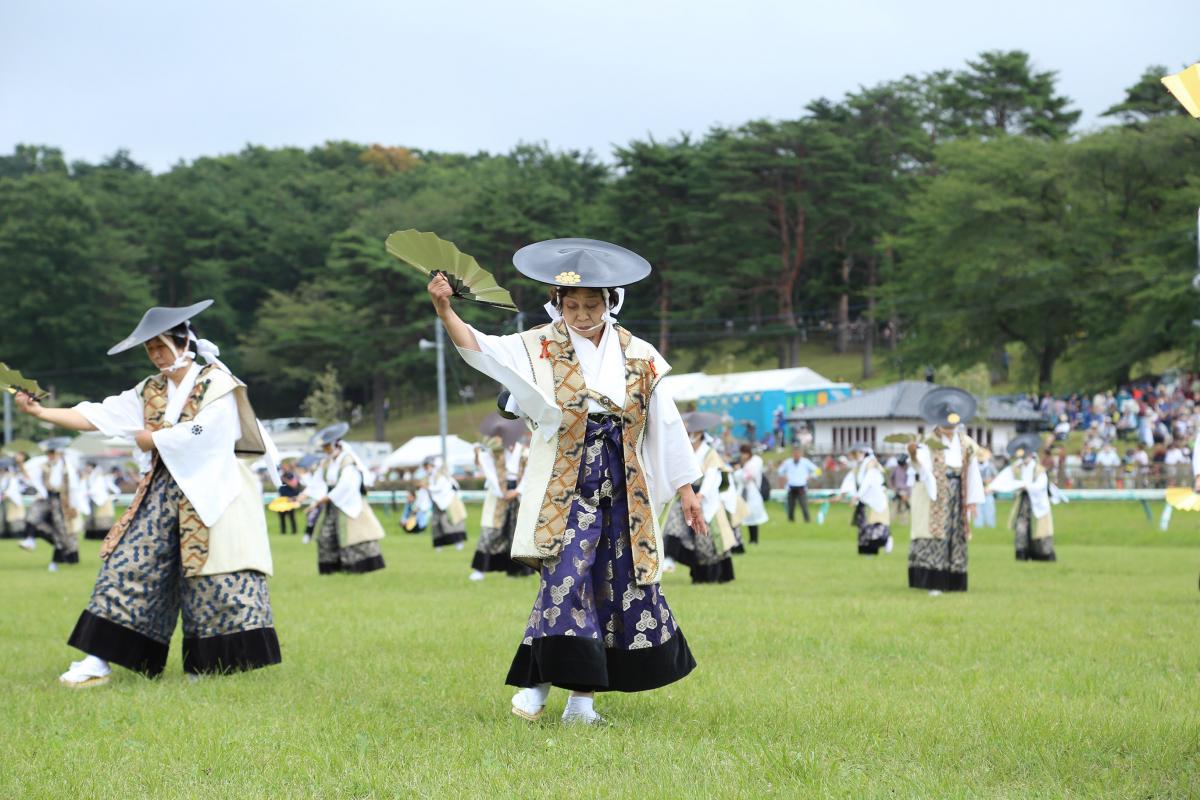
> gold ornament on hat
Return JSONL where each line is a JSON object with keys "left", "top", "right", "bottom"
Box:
{"left": 947, "top": 412, "right": 961, "bottom": 424}
{"left": 554, "top": 271, "right": 582, "bottom": 285}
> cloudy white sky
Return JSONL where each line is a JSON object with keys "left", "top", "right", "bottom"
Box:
{"left": 1, "top": 0, "right": 1194, "bottom": 171}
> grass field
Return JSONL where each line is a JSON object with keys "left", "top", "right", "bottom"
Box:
{"left": 2, "top": 500, "right": 1199, "bottom": 798}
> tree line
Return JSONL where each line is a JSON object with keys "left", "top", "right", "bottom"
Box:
{"left": 1, "top": 50, "right": 1198, "bottom": 440}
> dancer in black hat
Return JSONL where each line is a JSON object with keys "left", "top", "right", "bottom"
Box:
{"left": 301, "top": 422, "right": 387, "bottom": 574}
{"left": 906, "top": 387, "right": 985, "bottom": 594}
{"left": 428, "top": 237, "right": 706, "bottom": 725}
{"left": 14, "top": 300, "right": 282, "bottom": 685}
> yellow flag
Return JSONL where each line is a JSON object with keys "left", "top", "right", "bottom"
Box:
{"left": 1161, "top": 64, "right": 1200, "bottom": 118}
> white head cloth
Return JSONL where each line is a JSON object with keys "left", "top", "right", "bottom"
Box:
{"left": 542, "top": 287, "right": 626, "bottom": 325}
{"left": 156, "top": 323, "right": 230, "bottom": 374}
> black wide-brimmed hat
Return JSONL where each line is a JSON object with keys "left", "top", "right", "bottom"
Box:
{"left": 919, "top": 387, "right": 977, "bottom": 427}
{"left": 682, "top": 411, "right": 723, "bottom": 434}
{"left": 513, "top": 238, "right": 651, "bottom": 288}
{"left": 1007, "top": 433, "right": 1044, "bottom": 459}
{"left": 311, "top": 422, "right": 350, "bottom": 446}
{"left": 107, "top": 300, "right": 213, "bottom": 355}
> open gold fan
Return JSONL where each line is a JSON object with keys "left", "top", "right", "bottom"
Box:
{"left": 384, "top": 230, "right": 517, "bottom": 311}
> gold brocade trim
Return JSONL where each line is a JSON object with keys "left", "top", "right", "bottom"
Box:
{"left": 926, "top": 431, "right": 974, "bottom": 540}
{"left": 100, "top": 366, "right": 216, "bottom": 577}
{"left": 535, "top": 322, "right": 661, "bottom": 582}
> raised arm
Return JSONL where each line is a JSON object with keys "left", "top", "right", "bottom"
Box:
{"left": 428, "top": 274, "right": 480, "bottom": 352}
{"left": 13, "top": 392, "right": 97, "bottom": 432}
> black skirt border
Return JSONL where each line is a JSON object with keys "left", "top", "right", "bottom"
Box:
{"left": 182, "top": 627, "right": 282, "bottom": 675}
{"left": 505, "top": 629, "right": 697, "bottom": 693}
{"left": 908, "top": 566, "right": 968, "bottom": 592}
{"left": 67, "top": 610, "right": 169, "bottom": 677}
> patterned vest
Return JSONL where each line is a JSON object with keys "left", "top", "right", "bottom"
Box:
{"left": 529, "top": 321, "right": 662, "bottom": 584}
{"left": 926, "top": 431, "right": 974, "bottom": 540}
{"left": 99, "top": 365, "right": 218, "bottom": 576}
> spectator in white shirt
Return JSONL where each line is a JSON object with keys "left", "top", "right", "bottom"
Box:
{"left": 777, "top": 445, "right": 821, "bottom": 523}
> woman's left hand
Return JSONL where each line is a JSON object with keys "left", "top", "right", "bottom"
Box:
{"left": 679, "top": 485, "right": 708, "bottom": 536}
{"left": 134, "top": 430, "right": 156, "bottom": 452}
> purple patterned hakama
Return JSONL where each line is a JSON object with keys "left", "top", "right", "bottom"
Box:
{"left": 506, "top": 417, "right": 696, "bottom": 693}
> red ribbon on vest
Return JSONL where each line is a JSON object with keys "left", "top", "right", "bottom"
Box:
{"left": 540, "top": 339, "right": 552, "bottom": 360}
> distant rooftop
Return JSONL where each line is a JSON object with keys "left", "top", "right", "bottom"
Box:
{"left": 662, "top": 367, "right": 849, "bottom": 403}
{"left": 787, "top": 381, "right": 1042, "bottom": 422}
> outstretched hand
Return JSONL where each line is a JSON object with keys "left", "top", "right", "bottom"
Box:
{"left": 12, "top": 390, "right": 43, "bottom": 418}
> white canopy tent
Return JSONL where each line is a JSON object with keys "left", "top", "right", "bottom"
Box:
{"left": 383, "top": 435, "right": 478, "bottom": 471}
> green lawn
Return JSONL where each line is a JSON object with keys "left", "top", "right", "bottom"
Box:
{"left": 3, "top": 500, "right": 1198, "bottom": 798}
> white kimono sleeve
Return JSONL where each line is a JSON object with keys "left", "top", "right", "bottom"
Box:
{"left": 456, "top": 327, "right": 561, "bottom": 440}
{"left": 964, "top": 453, "right": 985, "bottom": 506}
{"left": 151, "top": 393, "right": 241, "bottom": 526}
{"left": 987, "top": 465, "right": 1022, "bottom": 494}
{"left": 303, "top": 472, "right": 330, "bottom": 503}
{"left": 74, "top": 387, "right": 144, "bottom": 439}
{"left": 641, "top": 386, "right": 701, "bottom": 516}
{"left": 698, "top": 465, "right": 723, "bottom": 523}
{"left": 839, "top": 470, "right": 858, "bottom": 496}
{"left": 328, "top": 462, "right": 364, "bottom": 519}
{"left": 479, "top": 450, "right": 503, "bottom": 498}
{"left": 915, "top": 446, "right": 938, "bottom": 502}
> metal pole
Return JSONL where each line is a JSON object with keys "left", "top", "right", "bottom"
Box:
{"left": 435, "top": 319, "right": 448, "bottom": 468}
{"left": 3, "top": 392, "right": 11, "bottom": 445}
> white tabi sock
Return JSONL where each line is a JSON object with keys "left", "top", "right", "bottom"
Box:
{"left": 81, "top": 655, "right": 109, "bottom": 673}
{"left": 564, "top": 695, "right": 595, "bottom": 718}
{"left": 514, "top": 682, "right": 551, "bottom": 712}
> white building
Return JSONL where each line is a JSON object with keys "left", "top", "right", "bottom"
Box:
{"left": 788, "top": 381, "right": 1042, "bottom": 455}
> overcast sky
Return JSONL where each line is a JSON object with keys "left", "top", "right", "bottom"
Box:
{"left": 1, "top": 0, "right": 1194, "bottom": 172}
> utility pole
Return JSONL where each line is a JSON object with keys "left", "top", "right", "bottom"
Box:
{"left": 3, "top": 392, "right": 11, "bottom": 445}
{"left": 419, "top": 320, "right": 450, "bottom": 469}
{"left": 435, "top": 319, "right": 448, "bottom": 467}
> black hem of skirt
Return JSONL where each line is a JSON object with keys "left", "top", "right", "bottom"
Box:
{"left": 318, "top": 561, "right": 341, "bottom": 574}
{"left": 505, "top": 629, "right": 697, "bottom": 693}
{"left": 1015, "top": 549, "right": 1029, "bottom": 561}
{"left": 84, "top": 530, "right": 108, "bottom": 540}
{"left": 343, "top": 555, "right": 386, "bottom": 574}
{"left": 1027, "top": 551, "right": 1056, "bottom": 562}
{"left": 858, "top": 546, "right": 880, "bottom": 555}
{"left": 731, "top": 544, "right": 746, "bottom": 555}
{"left": 68, "top": 610, "right": 169, "bottom": 677}
{"left": 433, "top": 532, "right": 467, "bottom": 547}
{"left": 908, "top": 566, "right": 967, "bottom": 592}
{"left": 689, "top": 558, "right": 734, "bottom": 584}
{"left": 182, "top": 627, "right": 282, "bottom": 675}
{"left": 470, "top": 551, "right": 532, "bottom": 575}
{"left": 52, "top": 548, "right": 79, "bottom": 564}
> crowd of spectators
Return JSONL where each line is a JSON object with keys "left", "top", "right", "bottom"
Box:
{"left": 1009, "top": 371, "right": 1200, "bottom": 489}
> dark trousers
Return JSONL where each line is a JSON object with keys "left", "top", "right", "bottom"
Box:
{"left": 787, "top": 486, "right": 810, "bottom": 522}
{"left": 278, "top": 509, "right": 297, "bottom": 534}
{"left": 748, "top": 525, "right": 759, "bottom": 544}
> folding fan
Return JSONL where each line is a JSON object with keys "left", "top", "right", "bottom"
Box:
{"left": 268, "top": 497, "right": 301, "bottom": 513}
{"left": 384, "top": 229, "right": 518, "bottom": 311}
{"left": 0, "top": 363, "right": 48, "bottom": 401}
{"left": 882, "top": 432, "right": 946, "bottom": 451}
{"left": 1165, "top": 487, "right": 1200, "bottom": 512}
{"left": 1161, "top": 64, "right": 1200, "bottom": 118}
